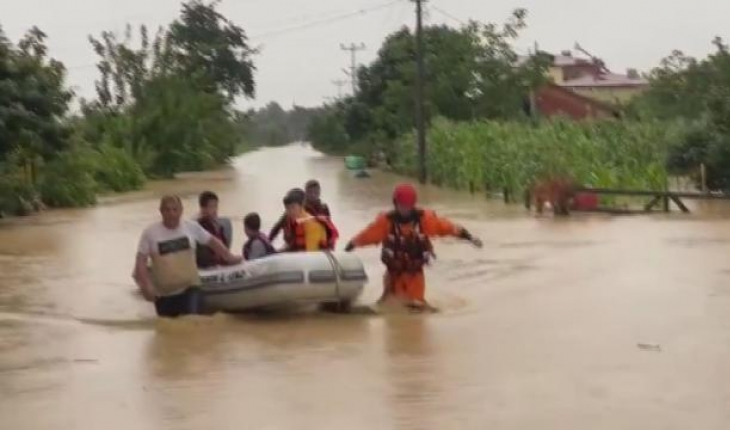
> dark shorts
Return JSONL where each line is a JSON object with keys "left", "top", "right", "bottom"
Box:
{"left": 154, "top": 287, "right": 205, "bottom": 318}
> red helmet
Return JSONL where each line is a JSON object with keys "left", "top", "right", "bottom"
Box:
{"left": 392, "top": 183, "right": 417, "bottom": 207}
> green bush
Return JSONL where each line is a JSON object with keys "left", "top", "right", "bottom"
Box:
{"left": 92, "top": 144, "right": 146, "bottom": 192}
{"left": 0, "top": 165, "right": 41, "bottom": 216}
{"left": 38, "top": 151, "right": 98, "bottom": 208}
{"left": 667, "top": 121, "right": 730, "bottom": 192}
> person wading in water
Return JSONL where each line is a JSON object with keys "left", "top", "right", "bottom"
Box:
{"left": 345, "top": 183, "right": 483, "bottom": 312}
{"left": 132, "top": 195, "right": 242, "bottom": 317}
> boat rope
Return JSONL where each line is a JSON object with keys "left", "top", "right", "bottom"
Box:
{"left": 323, "top": 250, "right": 343, "bottom": 310}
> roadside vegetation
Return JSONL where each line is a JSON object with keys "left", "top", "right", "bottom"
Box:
{"left": 306, "top": 9, "right": 730, "bottom": 196}
{"left": 3, "top": 3, "right": 729, "bottom": 216}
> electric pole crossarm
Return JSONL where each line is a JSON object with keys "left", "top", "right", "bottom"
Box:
{"left": 340, "top": 42, "right": 366, "bottom": 95}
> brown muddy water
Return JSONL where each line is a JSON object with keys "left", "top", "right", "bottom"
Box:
{"left": 1, "top": 144, "right": 730, "bottom": 429}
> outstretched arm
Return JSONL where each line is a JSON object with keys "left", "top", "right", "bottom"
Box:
{"left": 192, "top": 222, "right": 243, "bottom": 265}
{"left": 422, "top": 211, "right": 482, "bottom": 247}
{"left": 346, "top": 213, "right": 390, "bottom": 250}
{"left": 208, "top": 236, "right": 243, "bottom": 264}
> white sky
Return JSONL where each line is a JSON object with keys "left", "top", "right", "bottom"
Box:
{"left": 1, "top": 0, "right": 728, "bottom": 110}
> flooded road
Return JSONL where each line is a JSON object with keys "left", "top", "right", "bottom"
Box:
{"left": 1, "top": 144, "right": 730, "bottom": 429}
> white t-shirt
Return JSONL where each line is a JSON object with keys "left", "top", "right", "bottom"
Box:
{"left": 137, "top": 220, "right": 213, "bottom": 257}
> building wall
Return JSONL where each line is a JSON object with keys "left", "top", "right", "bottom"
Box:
{"left": 569, "top": 86, "right": 646, "bottom": 104}
{"left": 548, "top": 66, "right": 564, "bottom": 83}
{"left": 535, "top": 85, "right": 618, "bottom": 120}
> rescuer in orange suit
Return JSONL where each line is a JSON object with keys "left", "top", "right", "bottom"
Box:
{"left": 344, "top": 183, "right": 483, "bottom": 311}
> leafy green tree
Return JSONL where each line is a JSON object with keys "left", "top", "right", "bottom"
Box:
{"left": 81, "top": 0, "right": 258, "bottom": 178}
{"left": 168, "top": 0, "right": 257, "bottom": 100}
{"left": 0, "top": 26, "right": 73, "bottom": 164}
{"left": 642, "top": 38, "right": 730, "bottom": 191}
{"left": 307, "top": 9, "right": 550, "bottom": 155}
{"left": 239, "top": 102, "right": 324, "bottom": 147}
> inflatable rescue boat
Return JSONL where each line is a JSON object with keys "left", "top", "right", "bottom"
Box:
{"left": 199, "top": 251, "right": 368, "bottom": 312}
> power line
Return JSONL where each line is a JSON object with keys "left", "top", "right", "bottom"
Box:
{"left": 428, "top": 4, "right": 466, "bottom": 25}
{"left": 65, "top": 0, "right": 403, "bottom": 70}
{"left": 249, "top": 0, "right": 403, "bottom": 40}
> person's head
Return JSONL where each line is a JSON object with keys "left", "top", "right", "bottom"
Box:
{"left": 305, "top": 179, "right": 321, "bottom": 202}
{"left": 392, "top": 183, "right": 418, "bottom": 217}
{"left": 159, "top": 195, "right": 183, "bottom": 229}
{"left": 243, "top": 212, "right": 261, "bottom": 238}
{"left": 198, "top": 191, "right": 219, "bottom": 219}
{"left": 283, "top": 188, "right": 306, "bottom": 219}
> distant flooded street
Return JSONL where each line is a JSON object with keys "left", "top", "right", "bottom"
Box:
{"left": 1, "top": 144, "right": 729, "bottom": 429}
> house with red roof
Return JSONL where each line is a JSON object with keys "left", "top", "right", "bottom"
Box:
{"left": 520, "top": 49, "right": 648, "bottom": 119}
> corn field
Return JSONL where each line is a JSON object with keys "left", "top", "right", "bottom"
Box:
{"left": 392, "top": 118, "right": 679, "bottom": 198}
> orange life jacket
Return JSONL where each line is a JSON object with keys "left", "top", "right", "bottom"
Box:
{"left": 283, "top": 215, "right": 339, "bottom": 251}
{"left": 380, "top": 210, "right": 434, "bottom": 273}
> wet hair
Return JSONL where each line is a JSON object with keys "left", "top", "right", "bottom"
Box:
{"left": 244, "top": 213, "right": 261, "bottom": 231}
{"left": 199, "top": 191, "right": 219, "bottom": 208}
{"left": 283, "top": 188, "right": 306, "bottom": 206}
{"left": 159, "top": 195, "right": 182, "bottom": 209}
{"left": 305, "top": 179, "right": 320, "bottom": 190}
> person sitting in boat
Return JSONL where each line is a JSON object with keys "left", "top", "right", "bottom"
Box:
{"left": 243, "top": 212, "right": 276, "bottom": 261}
{"left": 132, "top": 195, "right": 243, "bottom": 318}
{"left": 304, "top": 179, "right": 331, "bottom": 218}
{"left": 268, "top": 179, "right": 332, "bottom": 242}
{"left": 195, "top": 191, "right": 232, "bottom": 268}
{"left": 281, "top": 188, "right": 339, "bottom": 252}
{"left": 344, "top": 183, "right": 482, "bottom": 311}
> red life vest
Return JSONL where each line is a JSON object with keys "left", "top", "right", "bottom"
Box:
{"left": 283, "top": 215, "right": 339, "bottom": 251}
{"left": 380, "top": 210, "right": 434, "bottom": 273}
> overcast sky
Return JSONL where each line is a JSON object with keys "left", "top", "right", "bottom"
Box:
{"left": 1, "top": 0, "right": 728, "bottom": 110}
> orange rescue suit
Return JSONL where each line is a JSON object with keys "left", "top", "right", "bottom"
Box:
{"left": 350, "top": 209, "right": 464, "bottom": 303}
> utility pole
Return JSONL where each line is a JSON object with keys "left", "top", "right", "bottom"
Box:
{"left": 529, "top": 41, "right": 539, "bottom": 119}
{"left": 413, "top": 0, "right": 427, "bottom": 184}
{"left": 340, "top": 42, "right": 366, "bottom": 95}
{"left": 332, "top": 79, "right": 347, "bottom": 99}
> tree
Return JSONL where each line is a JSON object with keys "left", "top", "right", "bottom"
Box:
{"left": 307, "top": 9, "right": 550, "bottom": 154}
{"left": 167, "top": 0, "right": 257, "bottom": 100}
{"left": 0, "top": 25, "right": 73, "bottom": 172}
{"left": 81, "top": 0, "right": 259, "bottom": 178}
{"left": 240, "top": 102, "right": 324, "bottom": 147}
{"left": 630, "top": 38, "right": 730, "bottom": 121}
{"left": 649, "top": 38, "right": 730, "bottom": 191}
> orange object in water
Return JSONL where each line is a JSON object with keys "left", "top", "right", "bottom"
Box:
{"left": 572, "top": 192, "right": 599, "bottom": 210}
{"left": 351, "top": 208, "right": 464, "bottom": 304}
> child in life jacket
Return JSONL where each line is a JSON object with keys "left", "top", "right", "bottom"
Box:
{"left": 242, "top": 213, "right": 276, "bottom": 261}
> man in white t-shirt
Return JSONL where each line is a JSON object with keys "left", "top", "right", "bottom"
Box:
{"left": 132, "top": 195, "right": 243, "bottom": 317}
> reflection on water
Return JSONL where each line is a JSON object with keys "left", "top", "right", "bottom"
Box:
{"left": 382, "top": 316, "right": 444, "bottom": 430}
{"left": 1, "top": 144, "right": 730, "bottom": 429}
